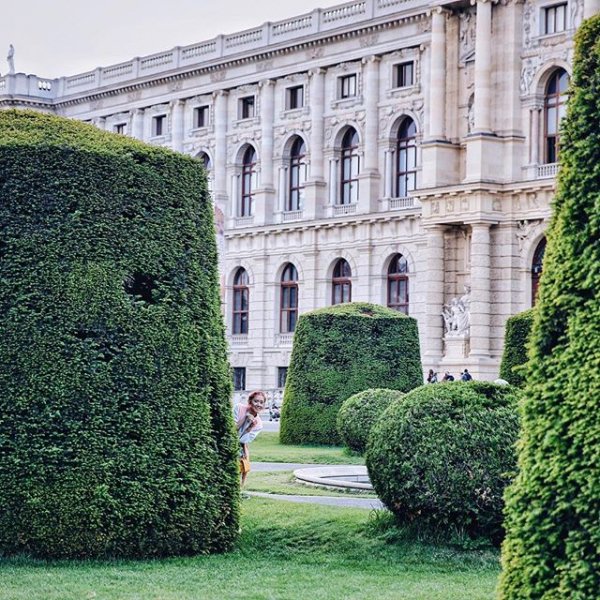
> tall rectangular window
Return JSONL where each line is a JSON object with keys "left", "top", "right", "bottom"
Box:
{"left": 277, "top": 367, "right": 288, "bottom": 389}
{"left": 194, "top": 105, "right": 209, "bottom": 128}
{"left": 339, "top": 74, "right": 357, "bottom": 99}
{"left": 233, "top": 367, "right": 246, "bottom": 391}
{"left": 543, "top": 3, "right": 567, "bottom": 34}
{"left": 394, "top": 62, "right": 414, "bottom": 88}
{"left": 286, "top": 85, "right": 304, "bottom": 110}
{"left": 114, "top": 123, "right": 127, "bottom": 135}
{"left": 152, "top": 115, "right": 166, "bottom": 136}
{"left": 239, "top": 96, "right": 255, "bottom": 119}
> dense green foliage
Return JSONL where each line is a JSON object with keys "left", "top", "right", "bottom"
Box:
{"left": 280, "top": 303, "right": 422, "bottom": 445}
{"left": 366, "top": 382, "right": 520, "bottom": 543}
{"left": 500, "top": 18, "right": 600, "bottom": 598}
{"left": 337, "top": 388, "right": 404, "bottom": 454}
{"left": 0, "top": 111, "right": 238, "bottom": 558}
{"left": 499, "top": 309, "right": 535, "bottom": 386}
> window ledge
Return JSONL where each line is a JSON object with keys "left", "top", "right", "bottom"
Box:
{"left": 331, "top": 95, "right": 363, "bottom": 110}
{"left": 386, "top": 84, "right": 420, "bottom": 99}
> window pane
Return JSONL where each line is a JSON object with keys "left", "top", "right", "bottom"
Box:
{"left": 546, "top": 107, "right": 557, "bottom": 134}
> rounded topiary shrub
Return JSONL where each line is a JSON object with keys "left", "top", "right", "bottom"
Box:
{"left": 337, "top": 388, "right": 404, "bottom": 454}
{"left": 500, "top": 17, "right": 600, "bottom": 599}
{"left": 280, "top": 302, "right": 422, "bottom": 445}
{"left": 0, "top": 111, "right": 239, "bottom": 558}
{"left": 499, "top": 309, "right": 535, "bottom": 387}
{"left": 366, "top": 382, "right": 520, "bottom": 543}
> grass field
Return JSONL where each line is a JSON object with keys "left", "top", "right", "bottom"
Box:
{"left": 250, "top": 431, "right": 364, "bottom": 465}
{"left": 0, "top": 498, "right": 500, "bottom": 600}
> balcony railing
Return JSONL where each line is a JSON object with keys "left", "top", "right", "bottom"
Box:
{"left": 333, "top": 203, "right": 357, "bottom": 217}
{"left": 537, "top": 163, "right": 559, "bottom": 179}
{"left": 275, "top": 333, "right": 294, "bottom": 346}
{"left": 229, "top": 334, "right": 249, "bottom": 347}
{"left": 234, "top": 216, "right": 254, "bottom": 228}
{"left": 282, "top": 209, "right": 303, "bottom": 223}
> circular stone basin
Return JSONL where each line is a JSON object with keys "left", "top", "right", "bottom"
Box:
{"left": 293, "top": 466, "right": 373, "bottom": 491}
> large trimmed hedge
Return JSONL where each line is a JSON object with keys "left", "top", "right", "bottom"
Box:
{"left": 0, "top": 111, "right": 239, "bottom": 558}
{"left": 280, "top": 303, "right": 422, "bottom": 445}
{"left": 500, "top": 17, "right": 600, "bottom": 599}
{"left": 499, "top": 309, "right": 535, "bottom": 387}
{"left": 366, "top": 382, "right": 520, "bottom": 543}
{"left": 337, "top": 388, "right": 404, "bottom": 454}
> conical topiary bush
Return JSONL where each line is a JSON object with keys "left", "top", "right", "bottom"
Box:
{"left": 499, "top": 17, "right": 600, "bottom": 598}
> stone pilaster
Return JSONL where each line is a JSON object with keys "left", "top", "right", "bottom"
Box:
{"left": 469, "top": 222, "right": 492, "bottom": 359}
{"left": 130, "top": 108, "right": 144, "bottom": 140}
{"left": 428, "top": 8, "right": 447, "bottom": 140}
{"left": 255, "top": 79, "right": 276, "bottom": 225}
{"left": 213, "top": 91, "right": 228, "bottom": 200}
{"left": 423, "top": 225, "right": 445, "bottom": 364}
{"left": 170, "top": 99, "right": 184, "bottom": 152}
{"left": 473, "top": 0, "right": 493, "bottom": 134}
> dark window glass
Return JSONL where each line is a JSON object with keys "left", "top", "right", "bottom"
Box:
{"left": 332, "top": 259, "right": 352, "bottom": 305}
{"left": 153, "top": 115, "right": 166, "bottom": 136}
{"left": 233, "top": 268, "right": 249, "bottom": 334}
{"left": 531, "top": 238, "right": 546, "bottom": 306}
{"left": 544, "top": 3, "right": 567, "bottom": 34}
{"left": 277, "top": 367, "right": 288, "bottom": 389}
{"left": 339, "top": 74, "right": 357, "bottom": 99}
{"left": 286, "top": 86, "right": 304, "bottom": 110}
{"left": 288, "top": 137, "right": 306, "bottom": 212}
{"left": 240, "top": 96, "right": 255, "bottom": 119}
{"left": 387, "top": 254, "right": 409, "bottom": 314}
{"left": 544, "top": 69, "right": 568, "bottom": 164}
{"left": 233, "top": 367, "right": 246, "bottom": 391}
{"left": 340, "top": 128, "right": 359, "bottom": 205}
{"left": 394, "top": 62, "right": 414, "bottom": 88}
{"left": 280, "top": 263, "right": 299, "bottom": 333}
{"left": 241, "top": 146, "right": 257, "bottom": 217}
{"left": 194, "top": 105, "right": 209, "bottom": 128}
{"left": 114, "top": 123, "right": 126, "bottom": 134}
{"left": 396, "top": 118, "right": 417, "bottom": 198}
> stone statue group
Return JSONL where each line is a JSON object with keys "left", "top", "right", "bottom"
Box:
{"left": 442, "top": 285, "right": 471, "bottom": 337}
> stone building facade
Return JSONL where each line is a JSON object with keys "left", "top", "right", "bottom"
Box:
{"left": 2, "top": 0, "right": 598, "bottom": 390}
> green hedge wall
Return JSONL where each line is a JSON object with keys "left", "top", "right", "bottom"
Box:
{"left": 337, "top": 388, "right": 404, "bottom": 454}
{"left": 366, "top": 382, "right": 520, "bottom": 543}
{"left": 280, "top": 302, "right": 422, "bottom": 445}
{"left": 499, "top": 309, "right": 535, "bottom": 387}
{"left": 500, "top": 17, "right": 600, "bottom": 599}
{"left": 0, "top": 111, "right": 239, "bottom": 559}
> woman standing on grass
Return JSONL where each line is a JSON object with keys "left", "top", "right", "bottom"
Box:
{"left": 234, "top": 390, "right": 266, "bottom": 488}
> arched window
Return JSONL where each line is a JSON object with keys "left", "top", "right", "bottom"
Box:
{"left": 531, "top": 238, "right": 546, "bottom": 306}
{"left": 544, "top": 69, "right": 568, "bottom": 164}
{"left": 332, "top": 259, "right": 352, "bottom": 304}
{"left": 395, "top": 119, "right": 417, "bottom": 198}
{"left": 340, "top": 128, "right": 359, "bottom": 205}
{"left": 387, "top": 254, "right": 409, "bottom": 314}
{"left": 280, "top": 263, "right": 299, "bottom": 333}
{"left": 287, "top": 137, "right": 306, "bottom": 212}
{"left": 240, "top": 146, "right": 257, "bottom": 217}
{"left": 197, "top": 151, "right": 213, "bottom": 192}
{"left": 232, "top": 268, "right": 249, "bottom": 334}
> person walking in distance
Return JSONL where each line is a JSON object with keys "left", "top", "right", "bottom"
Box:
{"left": 461, "top": 368, "right": 473, "bottom": 381}
{"left": 234, "top": 390, "right": 266, "bottom": 488}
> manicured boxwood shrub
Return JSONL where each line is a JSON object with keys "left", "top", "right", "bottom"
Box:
{"left": 280, "top": 302, "right": 422, "bottom": 445}
{"left": 337, "top": 388, "right": 404, "bottom": 454}
{"left": 499, "top": 309, "right": 535, "bottom": 387}
{"left": 500, "top": 17, "right": 600, "bottom": 599}
{"left": 366, "top": 382, "right": 520, "bottom": 543}
{"left": 0, "top": 111, "right": 239, "bottom": 558}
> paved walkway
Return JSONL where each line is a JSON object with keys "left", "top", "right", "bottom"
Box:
{"left": 252, "top": 461, "right": 324, "bottom": 472}
{"left": 247, "top": 491, "right": 384, "bottom": 510}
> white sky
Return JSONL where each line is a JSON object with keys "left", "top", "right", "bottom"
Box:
{"left": 2, "top": 0, "right": 344, "bottom": 79}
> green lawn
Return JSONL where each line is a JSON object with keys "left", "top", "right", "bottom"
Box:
{"left": 245, "top": 469, "right": 378, "bottom": 498}
{"left": 0, "top": 498, "right": 500, "bottom": 600}
{"left": 251, "top": 431, "right": 364, "bottom": 465}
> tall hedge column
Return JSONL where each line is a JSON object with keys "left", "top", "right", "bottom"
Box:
{"left": 469, "top": 222, "right": 492, "bottom": 359}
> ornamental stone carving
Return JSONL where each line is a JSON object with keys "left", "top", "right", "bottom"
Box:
{"left": 459, "top": 8, "right": 476, "bottom": 62}
{"left": 442, "top": 286, "right": 471, "bottom": 337}
{"left": 516, "top": 219, "right": 543, "bottom": 254}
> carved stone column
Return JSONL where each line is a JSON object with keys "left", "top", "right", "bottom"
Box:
{"left": 213, "top": 91, "right": 228, "bottom": 199}
{"left": 170, "top": 99, "right": 184, "bottom": 152}
{"left": 473, "top": 0, "right": 493, "bottom": 134}
{"left": 308, "top": 68, "right": 326, "bottom": 182}
{"left": 469, "top": 222, "right": 492, "bottom": 358}
{"left": 259, "top": 80, "right": 275, "bottom": 189}
{"left": 428, "top": 7, "right": 447, "bottom": 140}
{"left": 363, "top": 55, "right": 380, "bottom": 173}
{"left": 424, "top": 225, "right": 445, "bottom": 364}
{"left": 130, "top": 108, "right": 144, "bottom": 140}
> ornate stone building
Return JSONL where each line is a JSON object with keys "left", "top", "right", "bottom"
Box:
{"left": 2, "top": 0, "right": 598, "bottom": 390}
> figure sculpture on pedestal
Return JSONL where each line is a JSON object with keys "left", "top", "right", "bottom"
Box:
{"left": 7, "top": 44, "right": 15, "bottom": 75}
{"left": 442, "top": 285, "right": 471, "bottom": 337}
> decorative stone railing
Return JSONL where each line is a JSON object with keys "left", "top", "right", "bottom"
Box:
{"left": 0, "top": 0, "right": 425, "bottom": 100}
{"left": 275, "top": 333, "right": 294, "bottom": 346}
{"left": 537, "top": 163, "right": 559, "bottom": 179}
{"left": 333, "top": 203, "right": 358, "bottom": 217}
{"left": 281, "top": 209, "right": 304, "bottom": 222}
{"left": 229, "top": 334, "right": 249, "bottom": 347}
